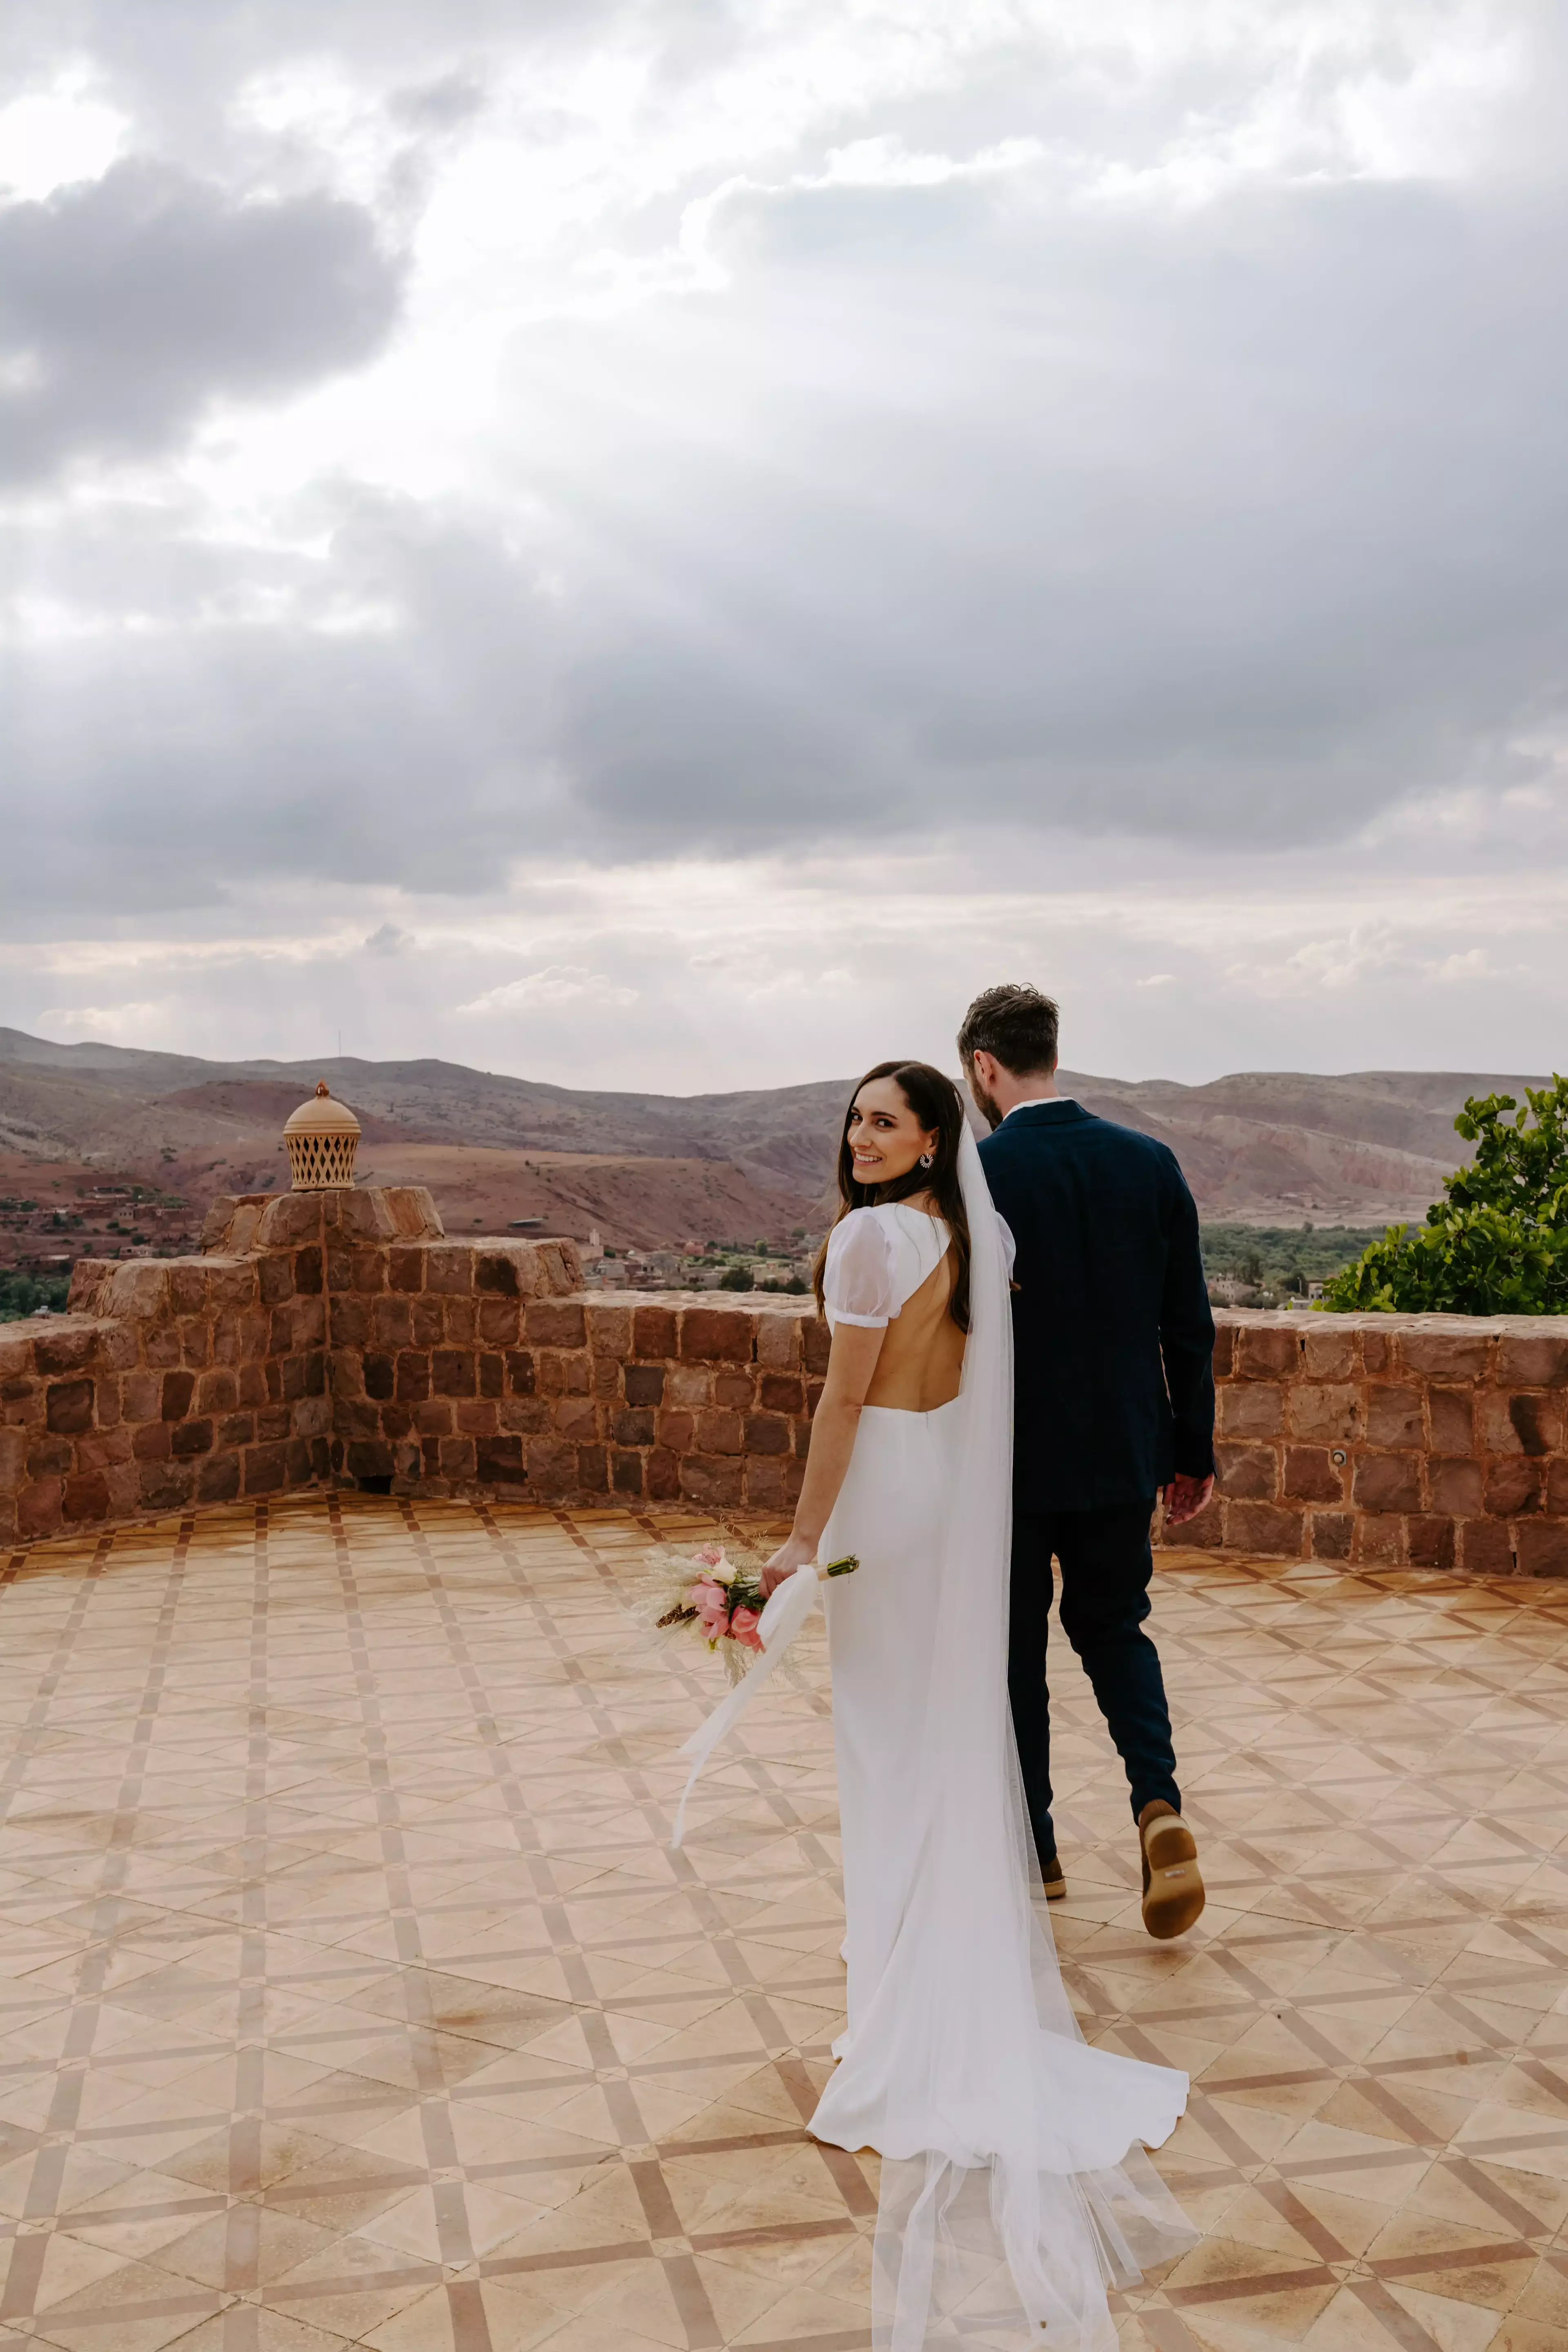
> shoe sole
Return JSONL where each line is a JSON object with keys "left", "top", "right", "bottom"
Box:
{"left": 1141, "top": 1818, "right": 1205, "bottom": 1940}
{"left": 1042, "top": 1874, "right": 1066, "bottom": 1902}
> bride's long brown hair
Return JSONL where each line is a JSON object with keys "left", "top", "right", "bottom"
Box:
{"left": 811, "top": 1061, "right": 973, "bottom": 1332}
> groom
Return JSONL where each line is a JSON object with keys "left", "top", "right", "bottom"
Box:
{"left": 960, "top": 983, "right": 1215, "bottom": 1940}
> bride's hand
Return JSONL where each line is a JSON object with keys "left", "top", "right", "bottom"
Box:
{"left": 760, "top": 1532, "right": 816, "bottom": 1599}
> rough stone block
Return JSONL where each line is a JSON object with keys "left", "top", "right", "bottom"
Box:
{"left": 526, "top": 1438, "right": 577, "bottom": 1495}
{"left": 1430, "top": 1458, "right": 1485, "bottom": 1517}
{"left": 1460, "top": 1517, "right": 1512, "bottom": 1575}
{"left": 624, "top": 1365, "right": 666, "bottom": 1408}
{"left": 476, "top": 1436, "right": 526, "bottom": 1486}
{"left": 389, "top": 1247, "right": 425, "bottom": 1293}
{"left": 171, "top": 1419, "right": 214, "bottom": 1459}
{"left": 1237, "top": 1325, "right": 1300, "bottom": 1380}
{"left": 680, "top": 1454, "right": 745, "bottom": 1507}
{"left": 432, "top": 1349, "right": 477, "bottom": 1399}
{"left": 756, "top": 1314, "right": 804, "bottom": 1369}
{"left": 658, "top": 1410, "right": 695, "bottom": 1451}
{"left": 425, "top": 1246, "right": 475, "bottom": 1297}
{"left": 1309, "top": 1511, "right": 1354, "bottom": 1560}
{"left": 744, "top": 1456, "right": 791, "bottom": 1510}
{"left": 1366, "top": 1386, "right": 1424, "bottom": 1449}
{"left": 680, "top": 1309, "right": 753, "bottom": 1365}
{"left": 1218, "top": 1386, "right": 1284, "bottom": 1439}
{"left": 553, "top": 1396, "right": 599, "bottom": 1440}
{"left": 479, "top": 1352, "right": 503, "bottom": 1399}
{"left": 396, "top": 1353, "right": 431, "bottom": 1404}
{"left": 1507, "top": 1393, "right": 1562, "bottom": 1457}
{"left": 647, "top": 1446, "right": 680, "bottom": 1500}
{"left": 504, "top": 1350, "right": 536, "bottom": 1396}
{"left": 1515, "top": 1521, "right": 1568, "bottom": 1578}
{"left": 1497, "top": 1332, "right": 1568, "bottom": 1388}
{"left": 744, "top": 1413, "right": 791, "bottom": 1457}
{"left": 697, "top": 1409, "right": 744, "bottom": 1456}
{"left": 760, "top": 1374, "right": 804, "bottom": 1414}
{"left": 45, "top": 1379, "right": 95, "bottom": 1436}
{"left": 26, "top": 1434, "right": 71, "bottom": 1479}
{"left": 1215, "top": 1441, "right": 1277, "bottom": 1500}
{"left": 803, "top": 1321, "right": 832, "bottom": 1375}
{"left": 1361, "top": 1329, "right": 1393, "bottom": 1374}
{"left": 1428, "top": 1388, "right": 1474, "bottom": 1454}
{"left": 439, "top": 1435, "right": 477, "bottom": 1480}
{"left": 610, "top": 1450, "right": 644, "bottom": 1496}
{"left": 612, "top": 1408, "right": 655, "bottom": 1447}
{"left": 443, "top": 1297, "right": 478, "bottom": 1347}
{"left": 499, "top": 1397, "right": 549, "bottom": 1436}
{"left": 1225, "top": 1501, "right": 1305, "bottom": 1557}
{"left": 1283, "top": 1446, "right": 1343, "bottom": 1503}
{"left": 32, "top": 1324, "right": 98, "bottom": 1376}
{"left": 526, "top": 1301, "right": 587, "bottom": 1348}
{"left": 61, "top": 1471, "right": 110, "bottom": 1525}
{"left": 714, "top": 1370, "right": 754, "bottom": 1409}
{"left": 18, "top": 1478, "right": 62, "bottom": 1539}
{"left": 1486, "top": 1459, "right": 1543, "bottom": 1517}
{"left": 1406, "top": 1515, "right": 1457, "bottom": 1571}
{"left": 1353, "top": 1454, "right": 1421, "bottom": 1513}
{"left": 1396, "top": 1327, "right": 1492, "bottom": 1381}
{"left": 1354, "top": 1514, "right": 1405, "bottom": 1566}
{"left": 1209, "top": 1323, "right": 1236, "bottom": 1379}
{"left": 576, "top": 1444, "right": 608, "bottom": 1493}
{"left": 586, "top": 1303, "right": 634, "bottom": 1356}
{"left": 196, "top": 1454, "right": 241, "bottom": 1506}
{"left": 477, "top": 1297, "right": 521, "bottom": 1347}
{"left": 1299, "top": 1326, "right": 1356, "bottom": 1380}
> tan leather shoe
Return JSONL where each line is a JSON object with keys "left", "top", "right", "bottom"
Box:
{"left": 1139, "top": 1801, "right": 1205, "bottom": 1939}
{"left": 1040, "top": 1854, "right": 1066, "bottom": 1902}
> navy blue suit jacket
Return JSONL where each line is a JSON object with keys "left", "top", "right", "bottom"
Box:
{"left": 978, "top": 1100, "right": 1216, "bottom": 1513}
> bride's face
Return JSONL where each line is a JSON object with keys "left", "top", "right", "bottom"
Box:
{"left": 847, "top": 1080, "right": 939, "bottom": 1188}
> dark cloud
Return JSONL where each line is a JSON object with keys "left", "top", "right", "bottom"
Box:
{"left": 0, "top": 160, "right": 403, "bottom": 480}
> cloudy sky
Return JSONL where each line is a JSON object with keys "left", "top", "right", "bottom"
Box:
{"left": 2, "top": 0, "right": 1565, "bottom": 1091}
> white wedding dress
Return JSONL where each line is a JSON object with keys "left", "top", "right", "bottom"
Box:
{"left": 677, "top": 1130, "right": 1195, "bottom": 2350}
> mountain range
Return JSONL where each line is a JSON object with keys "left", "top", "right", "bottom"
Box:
{"left": 0, "top": 1027, "right": 1546, "bottom": 1247}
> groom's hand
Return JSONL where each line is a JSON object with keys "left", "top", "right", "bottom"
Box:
{"left": 1160, "top": 1472, "right": 1214, "bottom": 1528}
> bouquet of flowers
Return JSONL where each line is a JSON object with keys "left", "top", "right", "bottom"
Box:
{"left": 640, "top": 1539, "right": 858, "bottom": 1684}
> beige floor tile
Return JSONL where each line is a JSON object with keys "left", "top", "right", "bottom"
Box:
{"left": 4, "top": 1497, "right": 1568, "bottom": 2349}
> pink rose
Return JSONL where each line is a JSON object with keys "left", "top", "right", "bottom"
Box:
{"left": 727, "top": 1605, "right": 763, "bottom": 1653}
{"left": 691, "top": 1575, "right": 730, "bottom": 1638}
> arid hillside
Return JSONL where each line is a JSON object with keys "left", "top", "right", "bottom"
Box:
{"left": 0, "top": 1028, "right": 1548, "bottom": 1236}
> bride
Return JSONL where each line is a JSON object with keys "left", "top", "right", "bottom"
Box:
{"left": 720, "top": 1059, "right": 1194, "bottom": 2348}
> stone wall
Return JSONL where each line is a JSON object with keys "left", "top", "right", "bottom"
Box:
{"left": 1197, "top": 1312, "right": 1568, "bottom": 1577}
{"left": 0, "top": 1189, "right": 581, "bottom": 1548}
{"left": 2, "top": 1190, "right": 1564, "bottom": 1573}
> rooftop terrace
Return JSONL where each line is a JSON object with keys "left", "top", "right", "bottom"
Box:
{"left": 0, "top": 1496, "right": 1567, "bottom": 2351}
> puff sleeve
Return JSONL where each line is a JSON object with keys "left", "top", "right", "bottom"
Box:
{"left": 822, "top": 1210, "right": 896, "bottom": 1327}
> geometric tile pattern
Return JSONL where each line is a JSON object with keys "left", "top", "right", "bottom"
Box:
{"left": 0, "top": 1498, "right": 1567, "bottom": 2352}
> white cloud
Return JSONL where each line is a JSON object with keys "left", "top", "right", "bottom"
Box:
{"left": 0, "top": 82, "right": 127, "bottom": 201}
{"left": 457, "top": 965, "right": 639, "bottom": 1014}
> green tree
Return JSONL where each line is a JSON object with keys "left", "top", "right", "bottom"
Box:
{"left": 719, "top": 1265, "right": 754, "bottom": 1291}
{"left": 1321, "top": 1076, "right": 1568, "bottom": 1314}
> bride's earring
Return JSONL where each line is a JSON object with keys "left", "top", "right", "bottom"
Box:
{"left": 919, "top": 1151, "right": 935, "bottom": 1168}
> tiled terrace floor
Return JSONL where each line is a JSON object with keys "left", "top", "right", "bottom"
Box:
{"left": 0, "top": 1503, "right": 1567, "bottom": 2352}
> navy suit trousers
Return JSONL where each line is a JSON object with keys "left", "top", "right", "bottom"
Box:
{"left": 1008, "top": 1504, "right": 1181, "bottom": 1862}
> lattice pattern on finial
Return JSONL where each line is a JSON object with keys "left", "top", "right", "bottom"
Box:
{"left": 286, "top": 1128, "right": 359, "bottom": 1190}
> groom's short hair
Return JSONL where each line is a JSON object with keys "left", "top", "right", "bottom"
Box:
{"left": 958, "top": 984, "right": 1060, "bottom": 1076}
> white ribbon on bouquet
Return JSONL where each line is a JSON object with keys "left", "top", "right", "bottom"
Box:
{"left": 669, "top": 1561, "right": 826, "bottom": 1848}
